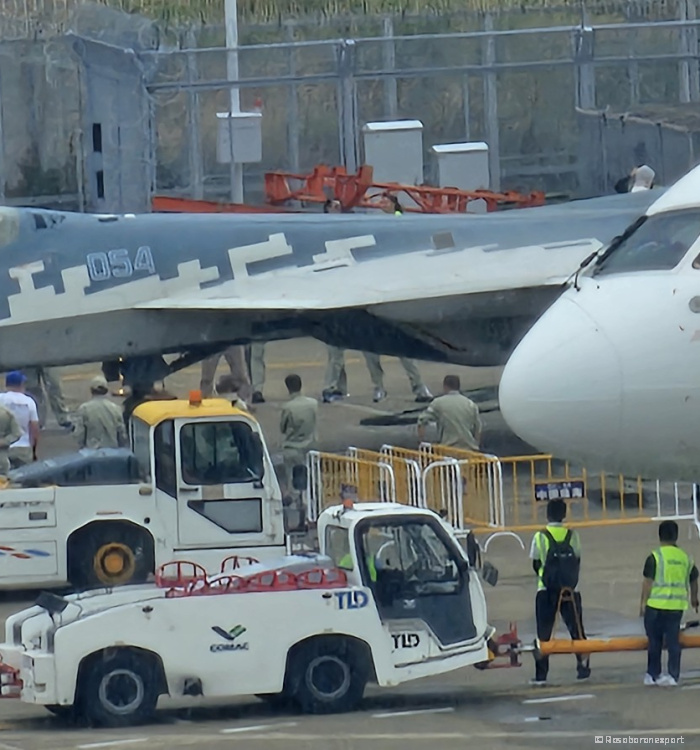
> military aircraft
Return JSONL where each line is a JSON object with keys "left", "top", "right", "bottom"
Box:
{"left": 499, "top": 164, "right": 700, "bottom": 482}
{"left": 0, "top": 189, "right": 657, "bottom": 388}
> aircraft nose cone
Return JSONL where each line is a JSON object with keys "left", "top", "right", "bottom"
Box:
{"left": 499, "top": 296, "right": 623, "bottom": 467}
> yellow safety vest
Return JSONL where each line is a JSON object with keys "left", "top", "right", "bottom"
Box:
{"left": 534, "top": 525, "right": 572, "bottom": 591}
{"left": 647, "top": 545, "right": 692, "bottom": 611}
{"left": 338, "top": 553, "right": 377, "bottom": 582}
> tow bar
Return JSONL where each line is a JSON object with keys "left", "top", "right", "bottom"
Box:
{"left": 477, "top": 619, "right": 700, "bottom": 670}
{"left": 475, "top": 623, "right": 527, "bottom": 669}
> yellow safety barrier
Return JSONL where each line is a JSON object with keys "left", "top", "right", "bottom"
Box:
{"left": 306, "top": 443, "right": 700, "bottom": 540}
{"left": 379, "top": 445, "right": 462, "bottom": 524}
{"left": 348, "top": 447, "right": 423, "bottom": 508}
{"left": 422, "top": 444, "right": 700, "bottom": 540}
{"left": 306, "top": 451, "right": 396, "bottom": 521}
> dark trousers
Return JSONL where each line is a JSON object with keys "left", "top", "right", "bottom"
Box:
{"left": 644, "top": 606, "right": 683, "bottom": 680}
{"left": 535, "top": 588, "right": 588, "bottom": 681}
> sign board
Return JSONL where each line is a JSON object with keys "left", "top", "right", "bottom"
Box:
{"left": 534, "top": 480, "right": 585, "bottom": 502}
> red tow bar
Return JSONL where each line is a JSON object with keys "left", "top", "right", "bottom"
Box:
{"left": 474, "top": 622, "right": 523, "bottom": 670}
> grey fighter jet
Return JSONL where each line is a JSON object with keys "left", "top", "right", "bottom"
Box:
{"left": 0, "top": 190, "right": 657, "bottom": 389}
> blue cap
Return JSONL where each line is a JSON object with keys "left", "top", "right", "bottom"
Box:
{"left": 5, "top": 371, "right": 26, "bottom": 386}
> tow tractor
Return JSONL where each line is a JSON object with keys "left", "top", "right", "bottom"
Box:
{"left": 0, "top": 501, "right": 495, "bottom": 726}
{"left": 0, "top": 392, "right": 287, "bottom": 590}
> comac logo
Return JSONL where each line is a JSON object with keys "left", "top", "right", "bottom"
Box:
{"left": 210, "top": 625, "right": 249, "bottom": 653}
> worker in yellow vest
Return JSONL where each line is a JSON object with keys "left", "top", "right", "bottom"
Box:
{"left": 529, "top": 498, "right": 590, "bottom": 685}
{"left": 338, "top": 552, "right": 377, "bottom": 583}
{"left": 640, "top": 520, "right": 699, "bottom": 686}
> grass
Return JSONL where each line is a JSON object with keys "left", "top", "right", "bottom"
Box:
{"left": 4, "top": 0, "right": 669, "bottom": 27}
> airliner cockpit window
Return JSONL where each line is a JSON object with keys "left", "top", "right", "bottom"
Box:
{"left": 0, "top": 207, "right": 20, "bottom": 248}
{"left": 594, "top": 209, "right": 700, "bottom": 276}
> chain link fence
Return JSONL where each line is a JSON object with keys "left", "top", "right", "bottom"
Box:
{"left": 0, "top": 0, "right": 699, "bottom": 210}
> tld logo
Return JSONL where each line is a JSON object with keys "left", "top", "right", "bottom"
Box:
{"left": 334, "top": 590, "right": 369, "bottom": 610}
{"left": 392, "top": 633, "right": 420, "bottom": 649}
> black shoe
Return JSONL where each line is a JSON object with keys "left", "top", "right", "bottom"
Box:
{"left": 252, "top": 391, "right": 265, "bottom": 404}
{"left": 322, "top": 389, "right": 344, "bottom": 403}
{"left": 577, "top": 664, "right": 591, "bottom": 680}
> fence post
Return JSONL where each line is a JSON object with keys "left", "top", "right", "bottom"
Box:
{"left": 185, "top": 29, "right": 204, "bottom": 200}
{"left": 285, "top": 21, "right": 300, "bottom": 173}
{"left": 0, "top": 62, "right": 6, "bottom": 205}
{"left": 337, "top": 39, "right": 358, "bottom": 173}
{"left": 382, "top": 16, "right": 398, "bottom": 119}
{"left": 481, "top": 13, "right": 500, "bottom": 191}
{"left": 462, "top": 75, "right": 471, "bottom": 141}
{"left": 678, "top": 0, "right": 700, "bottom": 103}
{"left": 573, "top": 23, "right": 596, "bottom": 110}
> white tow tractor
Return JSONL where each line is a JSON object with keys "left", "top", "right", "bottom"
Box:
{"left": 0, "top": 394, "right": 287, "bottom": 590}
{"left": 0, "top": 502, "right": 494, "bottom": 726}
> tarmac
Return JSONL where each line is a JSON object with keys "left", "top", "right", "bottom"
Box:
{"left": 0, "top": 338, "right": 699, "bottom": 749}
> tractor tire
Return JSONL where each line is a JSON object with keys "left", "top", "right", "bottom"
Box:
{"left": 287, "top": 637, "right": 369, "bottom": 715}
{"left": 69, "top": 525, "right": 152, "bottom": 590}
{"left": 77, "top": 650, "right": 159, "bottom": 727}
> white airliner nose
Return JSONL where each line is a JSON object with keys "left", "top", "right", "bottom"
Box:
{"left": 499, "top": 296, "right": 623, "bottom": 467}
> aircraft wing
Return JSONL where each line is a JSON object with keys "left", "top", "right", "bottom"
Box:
{"left": 134, "top": 191, "right": 659, "bottom": 367}
{"left": 0, "top": 189, "right": 658, "bottom": 372}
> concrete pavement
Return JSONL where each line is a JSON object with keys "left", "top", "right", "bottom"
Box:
{"left": 1, "top": 339, "right": 698, "bottom": 749}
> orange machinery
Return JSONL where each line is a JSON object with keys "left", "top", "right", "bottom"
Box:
{"left": 152, "top": 164, "right": 546, "bottom": 215}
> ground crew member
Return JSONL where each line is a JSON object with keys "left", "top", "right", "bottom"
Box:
{"left": 323, "top": 199, "right": 342, "bottom": 213}
{"left": 416, "top": 374, "right": 481, "bottom": 450}
{"left": 24, "top": 366, "right": 72, "bottom": 430}
{"left": 363, "top": 353, "right": 432, "bottom": 403}
{"left": 75, "top": 376, "right": 127, "bottom": 450}
{"left": 322, "top": 345, "right": 349, "bottom": 402}
{"left": 338, "top": 551, "right": 378, "bottom": 582}
{"left": 249, "top": 343, "right": 266, "bottom": 404}
{"left": 123, "top": 384, "right": 177, "bottom": 428}
{"left": 0, "top": 371, "right": 39, "bottom": 467}
{"left": 280, "top": 373, "right": 317, "bottom": 496}
{"left": 382, "top": 195, "right": 404, "bottom": 215}
{"left": 529, "top": 498, "right": 590, "bottom": 685}
{"left": 640, "top": 520, "right": 699, "bottom": 686}
{"left": 200, "top": 346, "right": 252, "bottom": 401}
{"left": 322, "top": 346, "right": 432, "bottom": 404}
{"left": 630, "top": 164, "right": 655, "bottom": 192}
{"left": 215, "top": 373, "right": 249, "bottom": 411}
{"left": 0, "top": 405, "right": 21, "bottom": 476}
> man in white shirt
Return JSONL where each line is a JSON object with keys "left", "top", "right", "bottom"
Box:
{"left": 0, "top": 371, "right": 40, "bottom": 467}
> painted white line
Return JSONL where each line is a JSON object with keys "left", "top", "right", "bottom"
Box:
{"left": 0, "top": 742, "right": 24, "bottom": 750}
{"left": 77, "top": 740, "right": 148, "bottom": 750}
{"left": 372, "top": 707, "right": 455, "bottom": 718}
{"left": 220, "top": 722, "right": 298, "bottom": 734}
{"left": 522, "top": 693, "right": 595, "bottom": 705}
{"left": 207, "top": 728, "right": 700, "bottom": 741}
{"left": 681, "top": 683, "right": 700, "bottom": 690}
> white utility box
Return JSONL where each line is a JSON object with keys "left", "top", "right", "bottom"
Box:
{"left": 431, "top": 141, "right": 490, "bottom": 212}
{"left": 362, "top": 120, "right": 424, "bottom": 185}
{"left": 217, "top": 111, "right": 263, "bottom": 164}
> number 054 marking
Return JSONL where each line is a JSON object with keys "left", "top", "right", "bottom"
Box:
{"left": 86, "top": 246, "right": 156, "bottom": 282}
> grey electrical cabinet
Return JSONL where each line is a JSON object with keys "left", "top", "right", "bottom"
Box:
{"left": 362, "top": 120, "right": 424, "bottom": 185}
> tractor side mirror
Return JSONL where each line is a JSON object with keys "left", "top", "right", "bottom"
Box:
{"left": 481, "top": 561, "right": 499, "bottom": 587}
{"left": 292, "top": 464, "right": 308, "bottom": 492}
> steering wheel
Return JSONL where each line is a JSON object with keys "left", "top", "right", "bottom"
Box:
{"left": 374, "top": 541, "right": 420, "bottom": 580}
